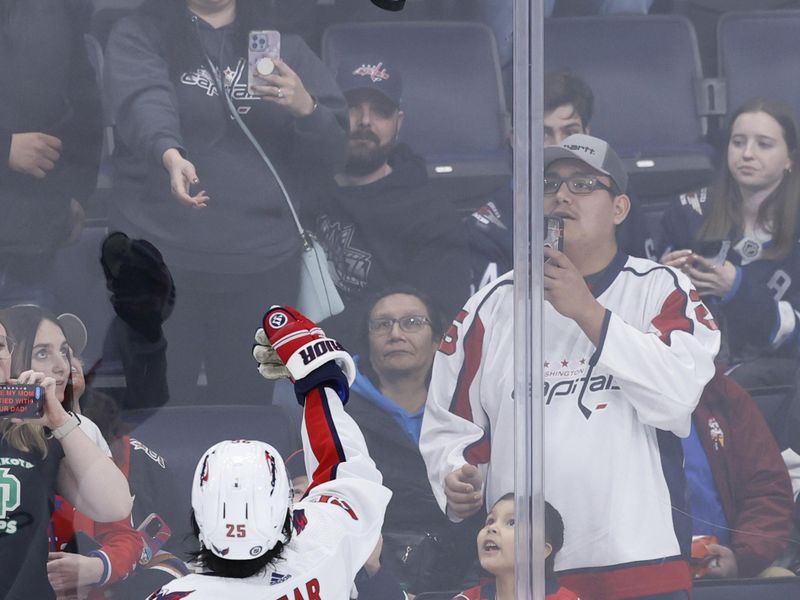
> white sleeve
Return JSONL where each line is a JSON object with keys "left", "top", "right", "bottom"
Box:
{"left": 595, "top": 269, "right": 720, "bottom": 436}
{"left": 78, "top": 415, "right": 113, "bottom": 458}
{"left": 300, "top": 385, "right": 392, "bottom": 575}
{"left": 420, "top": 284, "right": 504, "bottom": 518}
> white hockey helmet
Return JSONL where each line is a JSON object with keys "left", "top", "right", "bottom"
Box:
{"left": 191, "top": 440, "right": 292, "bottom": 560}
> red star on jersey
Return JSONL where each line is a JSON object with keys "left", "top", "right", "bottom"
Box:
{"left": 543, "top": 361, "right": 550, "bottom": 368}
{"left": 561, "top": 359, "right": 569, "bottom": 367}
{"left": 580, "top": 358, "right": 586, "bottom": 365}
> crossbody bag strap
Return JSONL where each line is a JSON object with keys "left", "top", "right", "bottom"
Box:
{"left": 202, "top": 51, "right": 310, "bottom": 248}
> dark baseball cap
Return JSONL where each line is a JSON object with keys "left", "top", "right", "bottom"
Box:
{"left": 336, "top": 59, "right": 402, "bottom": 108}
{"left": 544, "top": 134, "right": 628, "bottom": 194}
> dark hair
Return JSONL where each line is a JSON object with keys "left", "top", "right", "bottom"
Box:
{"left": 355, "top": 284, "right": 448, "bottom": 356}
{"left": 81, "top": 390, "right": 129, "bottom": 458}
{"left": 487, "top": 495, "right": 563, "bottom": 578}
{"left": 544, "top": 501, "right": 564, "bottom": 578}
{"left": 138, "top": 0, "right": 276, "bottom": 78}
{"left": 0, "top": 305, "right": 75, "bottom": 411}
{"left": 544, "top": 71, "right": 594, "bottom": 128}
{"left": 190, "top": 509, "right": 292, "bottom": 578}
{"left": 697, "top": 97, "right": 800, "bottom": 260}
{"left": 354, "top": 284, "right": 448, "bottom": 386}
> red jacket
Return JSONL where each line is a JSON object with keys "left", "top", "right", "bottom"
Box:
{"left": 693, "top": 371, "right": 794, "bottom": 577}
{"left": 51, "top": 433, "right": 144, "bottom": 598}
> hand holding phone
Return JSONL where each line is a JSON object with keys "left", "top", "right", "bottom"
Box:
{"left": 138, "top": 513, "right": 172, "bottom": 563}
{"left": 544, "top": 215, "right": 565, "bottom": 262}
{"left": 0, "top": 384, "right": 44, "bottom": 419}
{"left": 691, "top": 240, "right": 730, "bottom": 270}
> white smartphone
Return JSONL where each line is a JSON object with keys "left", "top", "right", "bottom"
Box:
{"left": 248, "top": 30, "right": 281, "bottom": 95}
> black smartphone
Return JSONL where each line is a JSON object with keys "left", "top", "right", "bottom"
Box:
{"left": 0, "top": 384, "right": 44, "bottom": 419}
{"left": 691, "top": 239, "right": 730, "bottom": 268}
{"left": 544, "top": 215, "right": 565, "bottom": 262}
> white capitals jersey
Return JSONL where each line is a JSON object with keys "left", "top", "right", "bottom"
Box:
{"left": 148, "top": 386, "right": 392, "bottom": 600}
{"left": 420, "top": 253, "right": 720, "bottom": 576}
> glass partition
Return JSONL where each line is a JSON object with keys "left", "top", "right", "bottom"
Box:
{"left": 2, "top": 1, "right": 800, "bottom": 599}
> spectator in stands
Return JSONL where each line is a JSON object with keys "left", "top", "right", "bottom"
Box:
{"left": 0, "top": 308, "right": 132, "bottom": 600}
{"left": 0, "top": 0, "right": 102, "bottom": 307}
{"left": 467, "top": 71, "right": 649, "bottom": 294}
{"left": 104, "top": 0, "right": 348, "bottom": 405}
{"left": 453, "top": 495, "right": 579, "bottom": 600}
{"left": 346, "top": 286, "right": 478, "bottom": 593}
{"left": 0, "top": 305, "right": 141, "bottom": 599}
{"left": 684, "top": 370, "right": 794, "bottom": 579}
{"left": 44, "top": 317, "right": 188, "bottom": 598}
{"left": 422, "top": 134, "right": 720, "bottom": 599}
{"left": 308, "top": 58, "right": 470, "bottom": 344}
{"left": 81, "top": 390, "right": 191, "bottom": 597}
{"left": 658, "top": 98, "right": 800, "bottom": 388}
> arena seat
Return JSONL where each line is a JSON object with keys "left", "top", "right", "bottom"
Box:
{"left": 693, "top": 576, "right": 800, "bottom": 599}
{"left": 321, "top": 21, "right": 511, "bottom": 199}
{"left": 718, "top": 10, "right": 800, "bottom": 121}
{"left": 123, "top": 404, "right": 301, "bottom": 556}
{"left": 544, "top": 15, "right": 713, "bottom": 196}
{"left": 746, "top": 385, "right": 794, "bottom": 450}
{"left": 52, "top": 223, "right": 114, "bottom": 369}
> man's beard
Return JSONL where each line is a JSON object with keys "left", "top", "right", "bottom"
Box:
{"left": 343, "top": 132, "right": 396, "bottom": 177}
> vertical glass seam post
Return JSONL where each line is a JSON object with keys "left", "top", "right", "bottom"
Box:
{"left": 513, "top": 0, "right": 545, "bottom": 599}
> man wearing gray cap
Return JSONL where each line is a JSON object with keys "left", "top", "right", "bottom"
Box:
{"left": 421, "top": 135, "right": 721, "bottom": 599}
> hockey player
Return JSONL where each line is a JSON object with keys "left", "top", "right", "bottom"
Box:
{"left": 147, "top": 306, "right": 391, "bottom": 599}
{"left": 420, "top": 134, "right": 721, "bottom": 599}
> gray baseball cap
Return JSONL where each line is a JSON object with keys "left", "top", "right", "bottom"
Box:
{"left": 544, "top": 134, "right": 628, "bottom": 194}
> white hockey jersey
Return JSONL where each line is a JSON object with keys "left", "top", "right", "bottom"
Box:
{"left": 421, "top": 253, "right": 720, "bottom": 577}
{"left": 148, "top": 385, "right": 392, "bottom": 600}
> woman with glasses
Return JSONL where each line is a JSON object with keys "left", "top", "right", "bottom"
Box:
{"left": 658, "top": 98, "right": 800, "bottom": 388}
{"left": 345, "top": 285, "right": 478, "bottom": 594}
{"left": 0, "top": 308, "right": 132, "bottom": 600}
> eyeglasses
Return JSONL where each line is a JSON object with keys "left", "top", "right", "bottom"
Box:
{"left": 0, "top": 335, "right": 15, "bottom": 359}
{"left": 544, "top": 174, "right": 615, "bottom": 196}
{"left": 368, "top": 315, "right": 432, "bottom": 335}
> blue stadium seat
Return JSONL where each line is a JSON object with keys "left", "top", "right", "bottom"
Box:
{"left": 321, "top": 21, "right": 511, "bottom": 192}
{"left": 718, "top": 10, "right": 800, "bottom": 121}
{"left": 123, "top": 404, "right": 301, "bottom": 555}
{"left": 544, "top": 15, "right": 714, "bottom": 196}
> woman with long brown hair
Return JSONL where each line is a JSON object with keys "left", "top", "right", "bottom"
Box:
{"left": 658, "top": 97, "right": 800, "bottom": 387}
{"left": 0, "top": 306, "right": 132, "bottom": 600}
